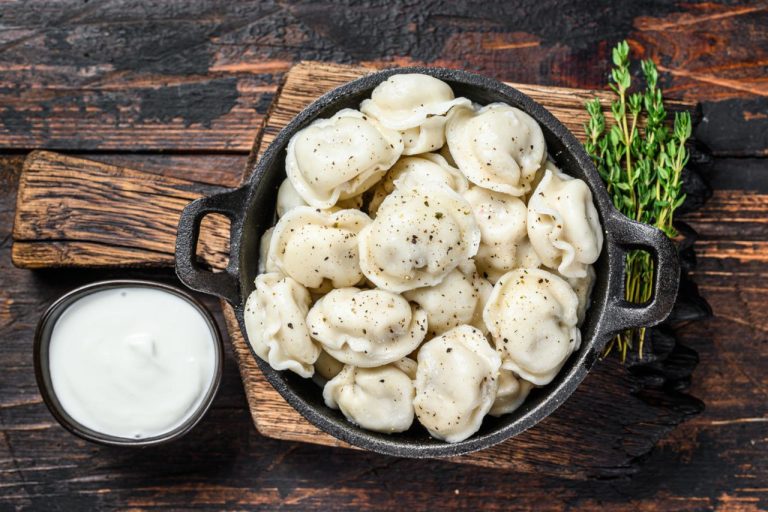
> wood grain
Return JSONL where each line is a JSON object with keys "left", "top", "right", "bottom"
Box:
{"left": 1, "top": 1, "right": 767, "bottom": 509}
{"left": 0, "top": 1, "right": 763, "bottom": 154}
{"left": 12, "top": 151, "right": 231, "bottom": 269}
{"left": 4, "top": 144, "right": 765, "bottom": 508}
{"left": 11, "top": 61, "right": 696, "bottom": 269}
{"left": 11, "top": 62, "right": 708, "bottom": 477}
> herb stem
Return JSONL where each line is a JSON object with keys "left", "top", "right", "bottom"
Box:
{"left": 584, "top": 41, "right": 691, "bottom": 361}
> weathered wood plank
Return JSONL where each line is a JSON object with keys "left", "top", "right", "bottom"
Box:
{"left": 0, "top": 75, "right": 271, "bottom": 151}
{"left": 683, "top": 193, "right": 768, "bottom": 243}
{"left": 704, "top": 157, "right": 768, "bottom": 192}
{"left": 2, "top": 182, "right": 766, "bottom": 509}
{"left": 695, "top": 100, "right": 768, "bottom": 157}
{"left": 74, "top": 153, "right": 248, "bottom": 188}
{"left": 0, "top": 1, "right": 764, "bottom": 154}
{"left": 7, "top": 62, "right": 712, "bottom": 477}
{"left": 3, "top": 145, "right": 764, "bottom": 507}
{"left": 1, "top": 1, "right": 767, "bottom": 509}
{"left": 13, "top": 149, "right": 764, "bottom": 476}
{"left": 632, "top": 3, "right": 768, "bottom": 101}
{"left": 12, "top": 148, "right": 707, "bottom": 476}
{"left": 12, "top": 151, "right": 231, "bottom": 269}
{"left": 16, "top": 162, "right": 763, "bottom": 271}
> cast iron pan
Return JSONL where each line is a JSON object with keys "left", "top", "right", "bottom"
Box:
{"left": 175, "top": 67, "right": 680, "bottom": 458}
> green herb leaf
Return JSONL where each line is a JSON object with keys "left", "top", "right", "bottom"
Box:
{"left": 585, "top": 40, "right": 692, "bottom": 361}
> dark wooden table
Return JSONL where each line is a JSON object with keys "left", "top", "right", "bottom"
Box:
{"left": 1, "top": 1, "right": 766, "bottom": 510}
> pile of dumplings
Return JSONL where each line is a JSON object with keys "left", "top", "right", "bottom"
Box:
{"left": 245, "top": 73, "right": 604, "bottom": 443}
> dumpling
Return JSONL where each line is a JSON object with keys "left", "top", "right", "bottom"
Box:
{"left": 360, "top": 73, "right": 471, "bottom": 131}
{"left": 489, "top": 370, "right": 534, "bottom": 417}
{"left": 413, "top": 325, "right": 500, "bottom": 443}
{"left": 446, "top": 103, "right": 546, "bottom": 196}
{"left": 483, "top": 268, "right": 580, "bottom": 385}
{"left": 313, "top": 350, "right": 345, "bottom": 383}
{"left": 285, "top": 108, "right": 403, "bottom": 209}
{"left": 404, "top": 260, "right": 491, "bottom": 337}
{"left": 527, "top": 166, "right": 603, "bottom": 278}
{"left": 323, "top": 359, "right": 416, "bottom": 433}
{"left": 306, "top": 287, "right": 428, "bottom": 367}
{"left": 257, "top": 227, "right": 274, "bottom": 274}
{"left": 368, "top": 154, "right": 469, "bottom": 216}
{"left": 559, "top": 265, "right": 596, "bottom": 326}
{"left": 524, "top": 159, "right": 550, "bottom": 203}
{"left": 276, "top": 178, "right": 363, "bottom": 218}
{"left": 463, "top": 186, "right": 541, "bottom": 282}
{"left": 243, "top": 273, "right": 319, "bottom": 378}
{"left": 276, "top": 178, "right": 307, "bottom": 217}
{"left": 358, "top": 183, "right": 481, "bottom": 293}
{"left": 266, "top": 206, "right": 371, "bottom": 289}
{"left": 400, "top": 116, "right": 448, "bottom": 155}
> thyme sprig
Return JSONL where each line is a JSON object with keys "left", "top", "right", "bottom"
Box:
{"left": 584, "top": 41, "right": 692, "bottom": 361}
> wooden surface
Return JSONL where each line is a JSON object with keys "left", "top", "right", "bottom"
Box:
{"left": 1, "top": 1, "right": 766, "bottom": 510}
{"left": 12, "top": 151, "right": 231, "bottom": 269}
{"left": 10, "top": 65, "right": 704, "bottom": 476}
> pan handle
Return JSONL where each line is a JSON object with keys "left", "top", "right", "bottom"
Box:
{"left": 175, "top": 186, "right": 249, "bottom": 305}
{"left": 601, "top": 210, "right": 680, "bottom": 336}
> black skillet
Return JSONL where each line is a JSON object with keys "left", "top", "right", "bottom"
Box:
{"left": 175, "top": 67, "right": 680, "bottom": 458}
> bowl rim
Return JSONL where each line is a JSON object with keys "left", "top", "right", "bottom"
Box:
{"left": 234, "top": 67, "right": 618, "bottom": 457}
{"left": 34, "top": 279, "right": 224, "bottom": 447}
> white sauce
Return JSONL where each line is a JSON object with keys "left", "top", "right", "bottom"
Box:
{"left": 49, "top": 286, "right": 217, "bottom": 439}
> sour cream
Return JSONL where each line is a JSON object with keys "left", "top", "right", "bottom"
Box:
{"left": 48, "top": 286, "right": 218, "bottom": 440}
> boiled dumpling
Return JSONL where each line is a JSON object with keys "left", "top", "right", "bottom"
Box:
{"left": 404, "top": 260, "right": 491, "bottom": 337}
{"left": 483, "top": 268, "right": 580, "bottom": 385}
{"left": 276, "top": 178, "right": 307, "bottom": 217}
{"left": 244, "top": 273, "right": 319, "bottom": 378}
{"left": 306, "top": 287, "right": 427, "bottom": 367}
{"left": 489, "top": 370, "right": 534, "bottom": 417}
{"left": 527, "top": 165, "right": 603, "bottom": 278}
{"left": 359, "top": 183, "right": 481, "bottom": 293}
{"left": 368, "top": 154, "right": 469, "bottom": 216}
{"left": 559, "top": 265, "right": 596, "bottom": 326}
{"left": 266, "top": 206, "right": 371, "bottom": 289}
{"left": 285, "top": 108, "right": 403, "bottom": 209}
{"left": 400, "top": 116, "right": 448, "bottom": 155}
{"left": 360, "top": 74, "right": 471, "bottom": 131}
{"left": 413, "top": 325, "right": 500, "bottom": 442}
{"left": 276, "top": 178, "right": 363, "bottom": 217}
{"left": 463, "top": 186, "right": 541, "bottom": 282}
{"left": 361, "top": 74, "right": 471, "bottom": 158}
{"left": 323, "top": 359, "right": 416, "bottom": 433}
{"left": 446, "top": 103, "right": 546, "bottom": 196}
{"left": 257, "top": 227, "right": 274, "bottom": 274}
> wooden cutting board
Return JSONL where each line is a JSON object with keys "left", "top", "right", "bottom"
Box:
{"left": 12, "top": 62, "right": 699, "bottom": 479}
